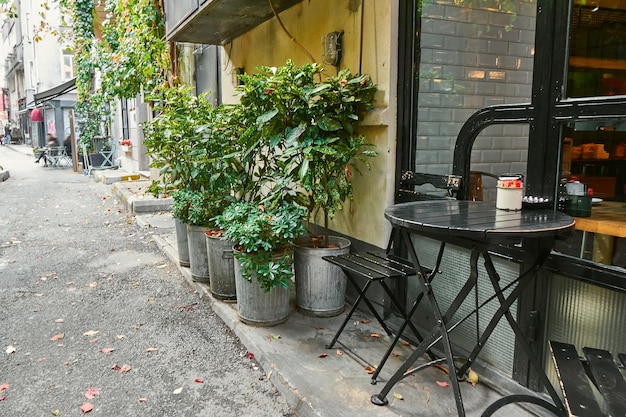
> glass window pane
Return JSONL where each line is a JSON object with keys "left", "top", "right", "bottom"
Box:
{"left": 568, "top": 1, "right": 626, "bottom": 97}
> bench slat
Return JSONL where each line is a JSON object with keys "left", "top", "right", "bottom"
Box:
{"left": 550, "top": 341, "right": 603, "bottom": 417}
{"left": 338, "top": 254, "right": 410, "bottom": 278}
{"left": 583, "top": 347, "right": 626, "bottom": 417}
{"left": 359, "top": 252, "right": 416, "bottom": 275}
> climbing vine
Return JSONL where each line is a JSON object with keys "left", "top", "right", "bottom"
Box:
{"left": 42, "top": 0, "right": 169, "bottom": 146}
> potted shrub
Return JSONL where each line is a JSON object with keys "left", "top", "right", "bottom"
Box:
{"left": 213, "top": 200, "right": 307, "bottom": 326}
{"left": 237, "top": 60, "right": 377, "bottom": 316}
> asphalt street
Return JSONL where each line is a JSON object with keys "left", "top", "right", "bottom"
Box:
{"left": 0, "top": 146, "right": 295, "bottom": 416}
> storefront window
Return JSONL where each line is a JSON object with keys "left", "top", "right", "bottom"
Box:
{"left": 568, "top": 0, "right": 626, "bottom": 97}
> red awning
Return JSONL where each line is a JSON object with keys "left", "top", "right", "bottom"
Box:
{"left": 30, "top": 108, "right": 43, "bottom": 122}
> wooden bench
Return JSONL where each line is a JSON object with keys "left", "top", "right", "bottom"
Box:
{"left": 481, "top": 341, "right": 626, "bottom": 417}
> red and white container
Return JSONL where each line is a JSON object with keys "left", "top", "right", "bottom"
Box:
{"left": 496, "top": 174, "right": 524, "bottom": 211}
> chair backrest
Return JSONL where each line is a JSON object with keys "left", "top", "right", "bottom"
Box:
{"left": 397, "top": 171, "right": 462, "bottom": 203}
{"left": 49, "top": 146, "right": 66, "bottom": 156}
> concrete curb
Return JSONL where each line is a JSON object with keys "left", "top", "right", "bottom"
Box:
{"left": 111, "top": 181, "right": 172, "bottom": 215}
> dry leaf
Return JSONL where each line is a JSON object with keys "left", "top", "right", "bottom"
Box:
{"left": 434, "top": 364, "right": 449, "bottom": 374}
{"left": 336, "top": 350, "right": 343, "bottom": 356}
{"left": 393, "top": 392, "right": 404, "bottom": 400}
{"left": 80, "top": 402, "right": 93, "bottom": 413}
{"left": 436, "top": 381, "right": 449, "bottom": 387}
{"left": 52, "top": 409, "right": 62, "bottom": 415}
{"left": 466, "top": 368, "right": 479, "bottom": 386}
{"left": 173, "top": 387, "right": 183, "bottom": 395}
{"left": 54, "top": 319, "right": 64, "bottom": 323}
{"left": 194, "top": 378, "right": 204, "bottom": 383}
{"left": 370, "top": 333, "right": 381, "bottom": 338}
{"left": 318, "top": 353, "right": 328, "bottom": 358}
{"left": 145, "top": 347, "right": 158, "bottom": 352}
{"left": 6, "top": 345, "right": 16, "bottom": 354}
{"left": 364, "top": 365, "right": 376, "bottom": 374}
{"left": 401, "top": 341, "right": 411, "bottom": 347}
{"left": 85, "top": 387, "right": 100, "bottom": 399}
{"left": 0, "top": 396, "right": 5, "bottom": 401}
{"left": 50, "top": 334, "right": 65, "bottom": 342}
{"left": 34, "top": 293, "right": 44, "bottom": 297}
{"left": 99, "top": 347, "right": 115, "bottom": 354}
{"left": 116, "top": 335, "right": 125, "bottom": 340}
{"left": 119, "top": 364, "right": 131, "bottom": 373}
{"left": 314, "top": 325, "right": 324, "bottom": 330}
{"left": 0, "top": 383, "right": 9, "bottom": 393}
{"left": 361, "top": 319, "right": 371, "bottom": 324}
{"left": 83, "top": 330, "right": 99, "bottom": 337}
{"left": 89, "top": 282, "right": 98, "bottom": 288}
{"left": 138, "top": 398, "right": 147, "bottom": 403}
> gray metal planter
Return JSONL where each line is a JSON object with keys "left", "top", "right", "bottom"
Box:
{"left": 205, "top": 232, "right": 236, "bottom": 301}
{"left": 233, "top": 251, "right": 290, "bottom": 326}
{"left": 174, "top": 218, "right": 190, "bottom": 267}
{"left": 294, "top": 236, "right": 350, "bottom": 317}
{"left": 186, "top": 224, "right": 210, "bottom": 282}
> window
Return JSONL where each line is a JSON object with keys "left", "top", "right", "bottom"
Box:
{"left": 62, "top": 50, "right": 74, "bottom": 80}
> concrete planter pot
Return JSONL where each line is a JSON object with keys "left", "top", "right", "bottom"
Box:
{"left": 294, "top": 236, "right": 350, "bottom": 317}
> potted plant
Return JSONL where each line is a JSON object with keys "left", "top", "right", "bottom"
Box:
{"left": 213, "top": 200, "right": 307, "bottom": 326}
{"left": 237, "top": 60, "right": 377, "bottom": 316}
{"left": 143, "top": 84, "right": 216, "bottom": 282}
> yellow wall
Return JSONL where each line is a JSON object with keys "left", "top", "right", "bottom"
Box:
{"left": 219, "top": 0, "right": 398, "bottom": 248}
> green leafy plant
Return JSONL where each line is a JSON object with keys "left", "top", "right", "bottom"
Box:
{"left": 236, "top": 60, "right": 377, "bottom": 246}
{"left": 213, "top": 201, "right": 307, "bottom": 292}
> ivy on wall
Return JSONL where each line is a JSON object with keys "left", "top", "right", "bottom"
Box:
{"left": 50, "top": 0, "right": 169, "bottom": 146}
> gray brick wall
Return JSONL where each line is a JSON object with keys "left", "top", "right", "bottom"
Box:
{"left": 415, "top": 1, "right": 536, "bottom": 187}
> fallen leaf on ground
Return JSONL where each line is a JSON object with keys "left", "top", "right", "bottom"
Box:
{"left": 336, "top": 350, "right": 343, "bottom": 356}
{"left": 436, "top": 381, "right": 449, "bottom": 387}
{"left": 99, "top": 347, "right": 115, "bottom": 354}
{"left": 434, "top": 364, "right": 449, "bottom": 374}
{"left": 0, "top": 383, "right": 9, "bottom": 392}
{"left": 6, "top": 346, "right": 16, "bottom": 354}
{"left": 364, "top": 365, "right": 376, "bottom": 374}
{"left": 89, "top": 338, "right": 98, "bottom": 344}
{"left": 145, "top": 347, "right": 158, "bottom": 352}
{"left": 80, "top": 402, "right": 93, "bottom": 413}
{"left": 119, "top": 364, "right": 131, "bottom": 373}
{"left": 0, "top": 396, "right": 6, "bottom": 401}
{"left": 173, "top": 387, "right": 183, "bottom": 395}
{"left": 54, "top": 319, "right": 64, "bottom": 323}
{"left": 318, "top": 353, "right": 328, "bottom": 358}
{"left": 194, "top": 378, "right": 204, "bottom": 383}
{"left": 393, "top": 392, "right": 404, "bottom": 400}
{"left": 138, "top": 398, "right": 147, "bottom": 403}
{"left": 466, "top": 368, "right": 479, "bottom": 386}
{"left": 89, "top": 282, "right": 98, "bottom": 288}
{"left": 361, "top": 319, "right": 371, "bottom": 324}
{"left": 85, "top": 387, "right": 100, "bottom": 399}
{"left": 314, "top": 325, "right": 324, "bottom": 330}
{"left": 52, "top": 409, "right": 62, "bottom": 415}
{"left": 370, "top": 333, "right": 381, "bottom": 338}
{"left": 401, "top": 341, "right": 411, "bottom": 347}
{"left": 34, "top": 293, "right": 44, "bottom": 297}
{"left": 116, "top": 335, "right": 125, "bottom": 340}
{"left": 50, "top": 334, "right": 65, "bottom": 342}
{"left": 247, "top": 352, "right": 254, "bottom": 359}
{"left": 83, "top": 330, "right": 99, "bottom": 337}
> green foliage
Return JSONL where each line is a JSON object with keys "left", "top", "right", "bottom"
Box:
{"left": 143, "top": 85, "right": 242, "bottom": 226}
{"left": 213, "top": 201, "right": 307, "bottom": 292}
{"left": 236, "top": 60, "right": 378, "bottom": 237}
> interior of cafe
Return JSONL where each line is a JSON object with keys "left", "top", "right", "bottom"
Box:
{"left": 556, "top": 0, "right": 626, "bottom": 267}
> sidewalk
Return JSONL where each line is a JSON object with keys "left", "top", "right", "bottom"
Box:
{"left": 5, "top": 143, "right": 546, "bottom": 416}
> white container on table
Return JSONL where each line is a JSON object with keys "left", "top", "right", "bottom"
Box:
{"left": 496, "top": 174, "right": 524, "bottom": 211}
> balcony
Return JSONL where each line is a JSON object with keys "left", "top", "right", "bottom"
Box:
{"left": 164, "top": 0, "right": 303, "bottom": 44}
